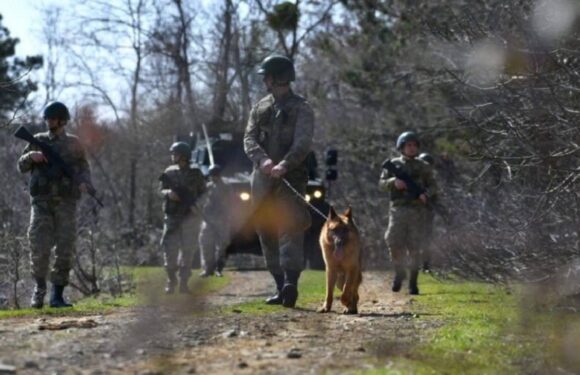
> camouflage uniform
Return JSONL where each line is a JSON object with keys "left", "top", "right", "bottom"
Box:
{"left": 379, "top": 156, "right": 438, "bottom": 291}
{"left": 199, "top": 179, "right": 233, "bottom": 274}
{"left": 159, "top": 165, "right": 206, "bottom": 285}
{"left": 17, "top": 131, "right": 91, "bottom": 287}
{"left": 244, "top": 91, "right": 314, "bottom": 278}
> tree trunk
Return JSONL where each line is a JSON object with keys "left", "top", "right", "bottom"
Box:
{"left": 212, "top": 0, "right": 234, "bottom": 127}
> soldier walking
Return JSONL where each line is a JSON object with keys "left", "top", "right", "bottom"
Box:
{"left": 159, "top": 142, "right": 206, "bottom": 294}
{"left": 199, "top": 165, "right": 232, "bottom": 277}
{"left": 379, "top": 131, "right": 438, "bottom": 295}
{"left": 244, "top": 54, "right": 314, "bottom": 308}
{"left": 17, "top": 102, "right": 93, "bottom": 308}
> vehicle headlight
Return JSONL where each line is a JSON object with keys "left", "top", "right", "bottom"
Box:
{"left": 305, "top": 194, "right": 311, "bottom": 202}
{"left": 313, "top": 190, "right": 323, "bottom": 199}
{"left": 240, "top": 192, "right": 251, "bottom": 201}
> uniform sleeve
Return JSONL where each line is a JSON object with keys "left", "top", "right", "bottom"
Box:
{"left": 158, "top": 172, "right": 170, "bottom": 198}
{"left": 17, "top": 143, "right": 36, "bottom": 173}
{"left": 378, "top": 169, "right": 395, "bottom": 192}
{"left": 279, "top": 102, "right": 314, "bottom": 170}
{"left": 244, "top": 106, "right": 270, "bottom": 164}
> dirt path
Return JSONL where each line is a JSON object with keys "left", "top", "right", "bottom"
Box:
{"left": 0, "top": 271, "right": 432, "bottom": 374}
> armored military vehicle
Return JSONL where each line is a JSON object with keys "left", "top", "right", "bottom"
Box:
{"left": 191, "top": 131, "right": 337, "bottom": 270}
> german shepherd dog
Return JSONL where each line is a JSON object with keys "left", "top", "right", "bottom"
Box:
{"left": 318, "top": 207, "right": 362, "bottom": 314}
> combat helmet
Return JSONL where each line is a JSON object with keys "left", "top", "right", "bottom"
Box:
{"left": 169, "top": 142, "right": 191, "bottom": 158}
{"left": 396, "top": 131, "right": 420, "bottom": 150}
{"left": 43, "top": 102, "right": 70, "bottom": 121}
{"left": 257, "top": 54, "right": 295, "bottom": 82}
{"left": 418, "top": 153, "right": 435, "bottom": 165}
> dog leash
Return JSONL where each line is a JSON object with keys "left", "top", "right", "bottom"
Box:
{"left": 282, "top": 178, "right": 329, "bottom": 221}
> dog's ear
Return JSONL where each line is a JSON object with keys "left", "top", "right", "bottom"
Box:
{"left": 344, "top": 206, "right": 353, "bottom": 222}
{"left": 328, "top": 206, "right": 337, "bottom": 221}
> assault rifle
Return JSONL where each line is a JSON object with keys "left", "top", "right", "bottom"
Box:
{"left": 14, "top": 126, "right": 104, "bottom": 207}
{"left": 382, "top": 159, "right": 450, "bottom": 223}
{"left": 159, "top": 174, "right": 200, "bottom": 215}
{"left": 382, "top": 159, "right": 426, "bottom": 200}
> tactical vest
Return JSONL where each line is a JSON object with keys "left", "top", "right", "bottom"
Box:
{"left": 388, "top": 157, "right": 428, "bottom": 204}
{"left": 254, "top": 94, "right": 305, "bottom": 167}
{"left": 161, "top": 166, "right": 205, "bottom": 216}
{"left": 29, "top": 133, "right": 82, "bottom": 200}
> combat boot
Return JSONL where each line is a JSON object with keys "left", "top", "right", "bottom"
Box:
{"left": 409, "top": 269, "right": 420, "bottom": 295}
{"left": 215, "top": 258, "right": 225, "bottom": 277}
{"left": 30, "top": 278, "right": 47, "bottom": 309}
{"left": 49, "top": 285, "right": 73, "bottom": 308}
{"left": 179, "top": 276, "right": 191, "bottom": 294}
{"left": 392, "top": 267, "right": 406, "bottom": 293}
{"left": 199, "top": 270, "right": 214, "bottom": 278}
{"left": 265, "top": 273, "right": 284, "bottom": 305}
{"left": 281, "top": 270, "right": 300, "bottom": 308}
{"left": 165, "top": 274, "right": 177, "bottom": 294}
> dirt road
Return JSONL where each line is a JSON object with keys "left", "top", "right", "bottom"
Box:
{"left": 0, "top": 271, "right": 432, "bottom": 374}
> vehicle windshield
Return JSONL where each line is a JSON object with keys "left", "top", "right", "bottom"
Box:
{"left": 199, "top": 139, "right": 253, "bottom": 176}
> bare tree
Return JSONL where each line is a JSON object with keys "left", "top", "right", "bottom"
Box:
{"left": 69, "top": 0, "right": 153, "bottom": 227}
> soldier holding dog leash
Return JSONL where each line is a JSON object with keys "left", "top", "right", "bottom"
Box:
{"left": 244, "top": 54, "right": 314, "bottom": 308}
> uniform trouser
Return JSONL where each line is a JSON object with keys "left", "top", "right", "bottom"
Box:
{"left": 161, "top": 213, "right": 201, "bottom": 279}
{"left": 422, "top": 210, "right": 435, "bottom": 266}
{"left": 251, "top": 170, "right": 312, "bottom": 275}
{"left": 199, "top": 221, "right": 229, "bottom": 272}
{"left": 28, "top": 199, "right": 77, "bottom": 286}
{"left": 384, "top": 205, "right": 427, "bottom": 271}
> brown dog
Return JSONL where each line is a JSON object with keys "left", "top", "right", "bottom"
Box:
{"left": 318, "top": 206, "right": 362, "bottom": 314}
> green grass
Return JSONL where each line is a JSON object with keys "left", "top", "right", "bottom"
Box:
{"left": 225, "top": 271, "right": 547, "bottom": 374}
{"left": 220, "top": 270, "right": 326, "bottom": 315}
{"left": 4, "top": 268, "right": 577, "bottom": 374}
{"left": 373, "top": 274, "right": 544, "bottom": 375}
{"left": 0, "top": 267, "right": 230, "bottom": 319}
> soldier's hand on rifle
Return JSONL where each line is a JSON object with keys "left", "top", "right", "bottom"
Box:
{"left": 260, "top": 158, "right": 274, "bottom": 175}
{"left": 270, "top": 163, "right": 287, "bottom": 179}
{"left": 168, "top": 191, "right": 181, "bottom": 201}
{"left": 419, "top": 193, "right": 428, "bottom": 205}
{"left": 29, "top": 151, "right": 48, "bottom": 163}
{"left": 162, "top": 189, "right": 180, "bottom": 201}
{"left": 394, "top": 178, "right": 407, "bottom": 190}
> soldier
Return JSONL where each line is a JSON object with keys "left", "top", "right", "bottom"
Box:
{"left": 379, "top": 131, "right": 438, "bottom": 295}
{"left": 159, "top": 142, "right": 206, "bottom": 294}
{"left": 17, "top": 101, "right": 93, "bottom": 308}
{"left": 244, "top": 54, "right": 314, "bottom": 308}
{"left": 199, "top": 165, "right": 232, "bottom": 277}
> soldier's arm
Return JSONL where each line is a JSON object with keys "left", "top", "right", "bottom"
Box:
{"left": 17, "top": 143, "right": 37, "bottom": 173}
{"left": 279, "top": 102, "right": 314, "bottom": 170}
{"left": 243, "top": 106, "right": 269, "bottom": 164}
{"left": 159, "top": 173, "right": 171, "bottom": 198}
{"left": 378, "top": 169, "right": 396, "bottom": 192}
